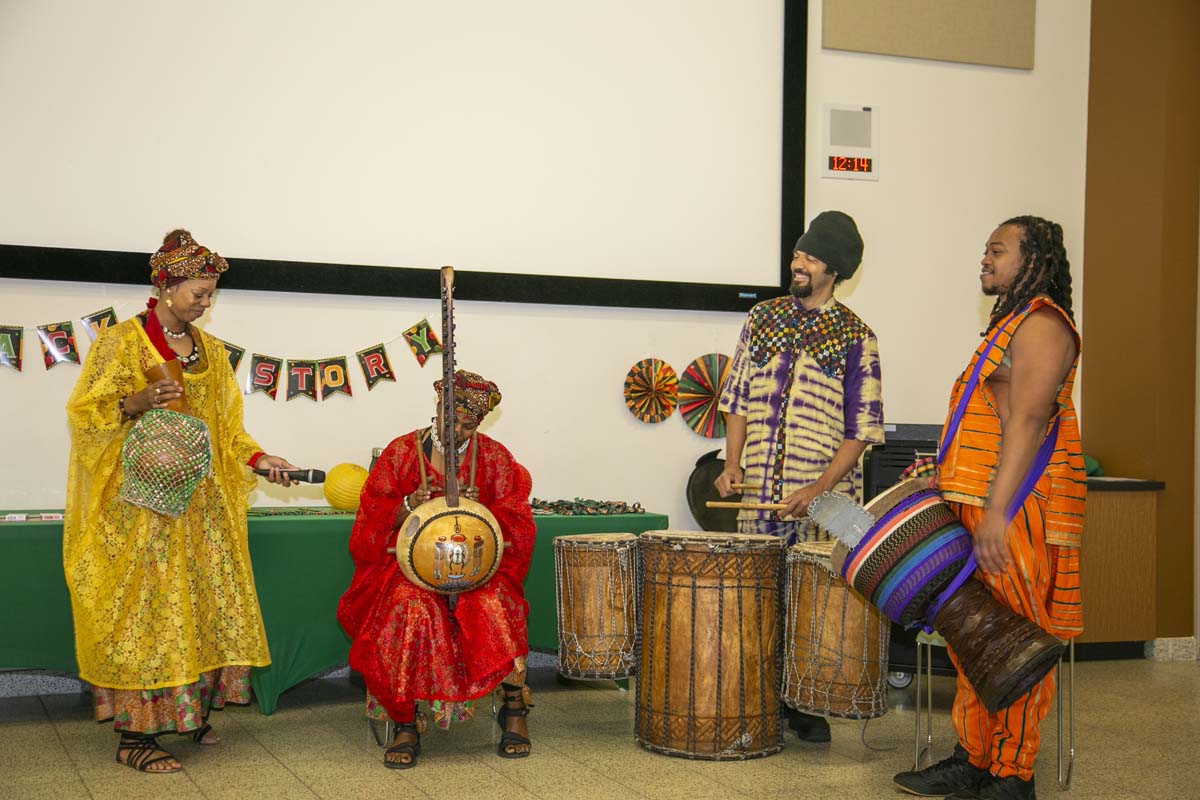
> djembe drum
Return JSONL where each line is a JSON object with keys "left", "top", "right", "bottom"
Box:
{"left": 120, "top": 360, "right": 212, "bottom": 518}
{"left": 809, "top": 478, "right": 1065, "bottom": 713}
{"left": 554, "top": 533, "right": 639, "bottom": 680}
{"left": 781, "top": 541, "right": 889, "bottom": 720}
{"left": 635, "top": 531, "right": 786, "bottom": 760}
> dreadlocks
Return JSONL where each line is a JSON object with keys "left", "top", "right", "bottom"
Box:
{"left": 985, "top": 215, "right": 1075, "bottom": 334}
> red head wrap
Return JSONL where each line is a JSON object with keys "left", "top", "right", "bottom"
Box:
{"left": 148, "top": 229, "right": 229, "bottom": 289}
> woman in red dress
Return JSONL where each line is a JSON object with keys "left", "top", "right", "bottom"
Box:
{"left": 337, "top": 370, "right": 535, "bottom": 769}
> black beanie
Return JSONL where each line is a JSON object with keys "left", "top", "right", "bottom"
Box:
{"left": 794, "top": 211, "right": 864, "bottom": 279}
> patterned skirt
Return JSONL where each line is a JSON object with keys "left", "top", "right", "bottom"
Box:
{"left": 92, "top": 666, "right": 252, "bottom": 735}
{"left": 364, "top": 657, "right": 531, "bottom": 730}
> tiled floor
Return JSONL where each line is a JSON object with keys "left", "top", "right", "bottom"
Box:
{"left": 2, "top": 659, "right": 1198, "bottom": 799}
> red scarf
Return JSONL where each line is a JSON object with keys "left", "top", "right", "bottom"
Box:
{"left": 143, "top": 297, "right": 180, "bottom": 363}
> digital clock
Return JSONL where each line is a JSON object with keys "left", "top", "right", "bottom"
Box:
{"left": 828, "top": 156, "right": 873, "bottom": 173}
{"left": 822, "top": 104, "right": 879, "bottom": 181}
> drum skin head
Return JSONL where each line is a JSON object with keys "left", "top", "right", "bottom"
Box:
{"left": 863, "top": 476, "right": 929, "bottom": 519}
{"left": 641, "top": 530, "right": 780, "bottom": 549}
{"left": 555, "top": 532, "right": 637, "bottom": 545}
{"left": 396, "top": 496, "right": 503, "bottom": 594}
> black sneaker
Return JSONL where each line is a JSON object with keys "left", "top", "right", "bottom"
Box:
{"left": 785, "top": 709, "right": 831, "bottom": 743}
{"left": 949, "top": 774, "right": 1036, "bottom": 800}
{"left": 893, "top": 745, "right": 988, "bottom": 797}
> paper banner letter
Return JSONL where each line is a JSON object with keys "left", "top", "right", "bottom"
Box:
{"left": 318, "top": 356, "right": 352, "bottom": 399}
{"left": 402, "top": 318, "right": 442, "bottom": 367}
{"left": 222, "top": 341, "right": 246, "bottom": 374}
{"left": 36, "top": 321, "right": 80, "bottom": 369}
{"left": 81, "top": 307, "right": 118, "bottom": 341}
{"left": 0, "top": 326, "right": 23, "bottom": 371}
{"left": 287, "top": 359, "right": 318, "bottom": 401}
{"left": 248, "top": 354, "right": 283, "bottom": 399}
{"left": 356, "top": 344, "right": 395, "bottom": 390}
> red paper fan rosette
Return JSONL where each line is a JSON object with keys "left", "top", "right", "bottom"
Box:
{"left": 623, "top": 358, "right": 678, "bottom": 423}
{"left": 678, "top": 353, "right": 731, "bottom": 437}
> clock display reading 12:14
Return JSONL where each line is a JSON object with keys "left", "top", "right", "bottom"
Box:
{"left": 828, "top": 156, "right": 873, "bottom": 173}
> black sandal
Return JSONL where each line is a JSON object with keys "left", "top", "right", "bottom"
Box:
{"left": 183, "top": 722, "right": 217, "bottom": 745}
{"left": 495, "top": 690, "right": 532, "bottom": 759}
{"left": 116, "top": 733, "right": 181, "bottom": 773}
{"left": 384, "top": 722, "right": 421, "bottom": 770}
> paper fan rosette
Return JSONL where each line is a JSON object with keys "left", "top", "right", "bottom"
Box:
{"left": 623, "top": 358, "right": 678, "bottom": 423}
{"left": 678, "top": 353, "right": 731, "bottom": 437}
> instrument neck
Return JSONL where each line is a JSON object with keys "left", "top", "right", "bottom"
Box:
{"left": 440, "top": 266, "right": 460, "bottom": 507}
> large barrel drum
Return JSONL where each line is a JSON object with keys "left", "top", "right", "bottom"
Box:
{"left": 635, "top": 530, "right": 785, "bottom": 760}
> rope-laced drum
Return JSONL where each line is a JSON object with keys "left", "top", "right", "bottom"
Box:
{"left": 554, "top": 533, "right": 639, "bottom": 680}
{"left": 781, "top": 540, "right": 889, "bottom": 720}
{"left": 635, "top": 530, "right": 786, "bottom": 760}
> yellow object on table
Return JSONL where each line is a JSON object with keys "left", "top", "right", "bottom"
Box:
{"left": 324, "top": 463, "right": 369, "bottom": 510}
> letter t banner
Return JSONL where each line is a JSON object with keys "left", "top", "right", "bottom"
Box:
{"left": 287, "top": 359, "right": 318, "bottom": 401}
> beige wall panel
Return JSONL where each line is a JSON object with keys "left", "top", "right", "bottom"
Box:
{"left": 823, "top": 0, "right": 1035, "bottom": 69}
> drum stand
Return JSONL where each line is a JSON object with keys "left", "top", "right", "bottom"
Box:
{"left": 912, "top": 635, "right": 1076, "bottom": 792}
{"left": 1056, "top": 639, "right": 1076, "bottom": 790}
{"left": 368, "top": 718, "right": 395, "bottom": 748}
{"left": 912, "top": 630, "right": 942, "bottom": 770}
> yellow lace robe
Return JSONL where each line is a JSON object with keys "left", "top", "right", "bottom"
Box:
{"left": 64, "top": 318, "right": 271, "bottom": 690}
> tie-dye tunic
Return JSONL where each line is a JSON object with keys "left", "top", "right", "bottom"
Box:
{"left": 719, "top": 296, "right": 884, "bottom": 542}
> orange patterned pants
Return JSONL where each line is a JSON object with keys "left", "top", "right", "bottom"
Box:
{"left": 947, "top": 491, "right": 1081, "bottom": 781}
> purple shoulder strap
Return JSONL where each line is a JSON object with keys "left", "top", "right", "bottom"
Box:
{"left": 936, "top": 308, "right": 1027, "bottom": 465}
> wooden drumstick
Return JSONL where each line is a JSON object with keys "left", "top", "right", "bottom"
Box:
{"left": 730, "top": 483, "right": 755, "bottom": 490}
{"left": 705, "top": 501, "right": 789, "bottom": 511}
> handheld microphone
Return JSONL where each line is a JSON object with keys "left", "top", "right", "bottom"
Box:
{"left": 252, "top": 467, "right": 326, "bottom": 483}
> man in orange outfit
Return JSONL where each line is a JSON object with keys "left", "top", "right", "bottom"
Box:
{"left": 893, "top": 215, "right": 1085, "bottom": 800}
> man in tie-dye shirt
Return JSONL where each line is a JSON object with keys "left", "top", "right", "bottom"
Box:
{"left": 716, "top": 210, "right": 884, "bottom": 741}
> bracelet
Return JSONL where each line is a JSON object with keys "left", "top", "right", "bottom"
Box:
{"left": 118, "top": 396, "right": 137, "bottom": 421}
{"left": 403, "top": 494, "right": 415, "bottom": 512}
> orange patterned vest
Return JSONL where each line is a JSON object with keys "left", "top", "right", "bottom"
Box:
{"left": 938, "top": 296, "right": 1086, "bottom": 548}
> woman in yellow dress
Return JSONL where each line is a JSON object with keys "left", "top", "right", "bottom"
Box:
{"left": 64, "top": 230, "right": 296, "bottom": 773}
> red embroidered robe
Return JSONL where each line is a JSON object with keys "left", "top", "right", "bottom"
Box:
{"left": 336, "top": 431, "right": 535, "bottom": 721}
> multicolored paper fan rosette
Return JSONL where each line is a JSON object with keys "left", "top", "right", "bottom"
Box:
{"left": 678, "top": 353, "right": 731, "bottom": 438}
{"left": 624, "top": 358, "right": 678, "bottom": 423}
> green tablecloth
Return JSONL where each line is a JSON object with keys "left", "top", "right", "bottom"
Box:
{"left": 524, "top": 513, "right": 667, "bottom": 650}
{"left": 0, "top": 508, "right": 667, "bottom": 713}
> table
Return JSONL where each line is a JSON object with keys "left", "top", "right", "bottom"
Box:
{"left": 0, "top": 508, "right": 667, "bottom": 713}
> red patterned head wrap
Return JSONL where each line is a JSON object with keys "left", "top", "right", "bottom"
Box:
{"left": 434, "top": 369, "right": 502, "bottom": 425}
{"left": 148, "top": 229, "right": 229, "bottom": 289}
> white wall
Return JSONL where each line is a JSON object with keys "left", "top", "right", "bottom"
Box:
{"left": 0, "top": 277, "right": 745, "bottom": 526}
{"left": 804, "top": 0, "right": 1090, "bottom": 424}
{"left": 0, "top": 1, "right": 1093, "bottom": 530}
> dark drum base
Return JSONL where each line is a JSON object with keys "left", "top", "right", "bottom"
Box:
{"left": 932, "top": 579, "right": 1065, "bottom": 714}
{"left": 635, "top": 736, "right": 783, "bottom": 761}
